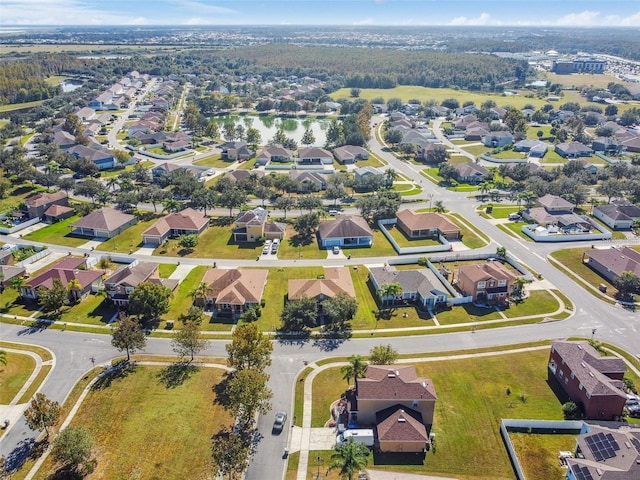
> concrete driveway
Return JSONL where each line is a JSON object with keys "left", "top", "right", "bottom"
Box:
{"left": 168, "top": 263, "right": 196, "bottom": 281}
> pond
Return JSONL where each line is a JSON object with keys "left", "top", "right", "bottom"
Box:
{"left": 61, "top": 80, "right": 84, "bottom": 93}
{"left": 211, "top": 114, "right": 329, "bottom": 147}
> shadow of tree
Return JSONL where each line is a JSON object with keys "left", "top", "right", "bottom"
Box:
{"left": 3, "top": 437, "right": 39, "bottom": 472}
{"left": 91, "top": 362, "right": 137, "bottom": 391}
{"left": 212, "top": 372, "right": 232, "bottom": 408}
{"left": 157, "top": 362, "right": 199, "bottom": 389}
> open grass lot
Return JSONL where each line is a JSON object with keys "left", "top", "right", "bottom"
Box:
{"left": 311, "top": 349, "right": 564, "bottom": 480}
{"left": 544, "top": 72, "right": 630, "bottom": 90}
{"left": 0, "top": 100, "right": 44, "bottom": 113}
{"left": 550, "top": 248, "right": 619, "bottom": 298}
{"left": 502, "top": 290, "right": 559, "bottom": 318}
{"left": 154, "top": 221, "right": 263, "bottom": 260}
{"left": 385, "top": 224, "right": 440, "bottom": 247}
{"left": 158, "top": 263, "right": 178, "bottom": 278}
{"left": 23, "top": 215, "right": 89, "bottom": 247}
{"left": 461, "top": 144, "right": 491, "bottom": 157}
{"left": 526, "top": 125, "right": 553, "bottom": 140}
{"left": 332, "top": 86, "right": 555, "bottom": 110}
{"left": 37, "top": 292, "right": 117, "bottom": 326}
{"left": 540, "top": 150, "right": 568, "bottom": 164}
{"left": 96, "top": 215, "right": 162, "bottom": 252}
{"left": 259, "top": 266, "right": 324, "bottom": 331}
{"left": 510, "top": 433, "right": 576, "bottom": 480}
{"left": 32, "top": 365, "right": 232, "bottom": 480}
{"left": 497, "top": 221, "right": 534, "bottom": 241}
{"left": 0, "top": 351, "right": 36, "bottom": 404}
{"left": 485, "top": 204, "right": 520, "bottom": 219}
{"left": 193, "top": 153, "right": 229, "bottom": 168}
{"left": 98, "top": 161, "right": 154, "bottom": 178}
{"left": 0, "top": 183, "right": 45, "bottom": 214}
{"left": 277, "top": 225, "right": 326, "bottom": 260}
{"left": 448, "top": 213, "right": 490, "bottom": 248}
{"left": 163, "top": 265, "right": 207, "bottom": 325}
{"left": 238, "top": 158, "right": 257, "bottom": 170}
{"left": 435, "top": 303, "right": 502, "bottom": 324}
{"left": 348, "top": 229, "right": 397, "bottom": 258}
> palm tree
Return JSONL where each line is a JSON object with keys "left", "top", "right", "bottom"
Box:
{"left": 340, "top": 355, "right": 367, "bottom": 392}
{"left": 106, "top": 176, "right": 119, "bottom": 192}
{"left": 190, "top": 281, "right": 211, "bottom": 306}
{"left": 376, "top": 282, "right": 403, "bottom": 310}
{"left": 67, "top": 278, "right": 83, "bottom": 303}
{"left": 11, "top": 276, "right": 26, "bottom": 297}
{"left": 384, "top": 168, "right": 398, "bottom": 187}
{"left": 512, "top": 277, "right": 527, "bottom": 298}
{"left": 163, "top": 199, "right": 182, "bottom": 214}
{"left": 328, "top": 440, "right": 370, "bottom": 480}
{"left": 433, "top": 200, "right": 446, "bottom": 213}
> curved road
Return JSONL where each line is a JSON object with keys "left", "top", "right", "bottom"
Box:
{"left": 1, "top": 116, "right": 640, "bottom": 480}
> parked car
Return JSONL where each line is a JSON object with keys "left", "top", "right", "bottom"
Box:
{"left": 263, "top": 240, "right": 272, "bottom": 255}
{"left": 333, "top": 246, "right": 340, "bottom": 254}
{"left": 271, "top": 238, "right": 280, "bottom": 254}
{"left": 272, "top": 411, "right": 287, "bottom": 434}
{"left": 328, "top": 209, "right": 339, "bottom": 216}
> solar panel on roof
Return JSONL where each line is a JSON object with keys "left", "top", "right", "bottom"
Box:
{"left": 631, "top": 438, "right": 640, "bottom": 454}
{"left": 574, "top": 465, "right": 594, "bottom": 480}
{"left": 585, "top": 432, "right": 620, "bottom": 461}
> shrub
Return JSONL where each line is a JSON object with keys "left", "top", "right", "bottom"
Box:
{"left": 562, "top": 401, "right": 582, "bottom": 420}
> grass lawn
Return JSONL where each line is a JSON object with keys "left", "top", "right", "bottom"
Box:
{"left": 154, "top": 221, "right": 263, "bottom": 260}
{"left": 436, "top": 303, "right": 503, "bottom": 324}
{"left": 550, "top": 248, "right": 619, "bottom": 297}
{"left": 0, "top": 351, "right": 36, "bottom": 404}
{"left": 32, "top": 365, "right": 233, "bottom": 480}
{"left": 490, "top": 150, "right": 527, "bottom": 160}
{"left": 259, "top": 266, "right": 324, "bottom": 331}
{"left": 540, "top": 150, "right": 568, "bottom": 164}
{"left": 96, "top": 215, "right": 163, "bottom": 252}
{"left": 38, "top": 293, "right": 117, "bottom": 326}
{"left": 163, "top": 265, "right": 207, "bottom": 325}
{"left": 461, "top": 144, "right": 491, "bottom": 157}
{"left": 0, "top": 100, "right": 44, "bottom": 113}
{"left": 486, "top": 204, "right": 521, "bottom": 219}
{"left": 348, "top": 229, "right": 397, "bottom": 258}
{"left": 497, "top": 221, "right": 534, "bottom": 241}
{"left": 0, "top": 288, "right": 40, "bottom": 318}
{"left": 448, "top": 213, "right": 490, "bottom": 249}
{"left": 311, "top": 349, "right": 564, "bottom": 480}
{"left": 526, "top": 125, "right": 553, "bottom": 140}
{"left": 502, "top": 290, "right": 559, "bottom": 318}
{"left": 238, "top": 158, "right": 257, "bottom": 170}
{"left": 194, "top": 153, "right": 229, "bottom": 168}
{"left": 385, "top": 224, "right": 441, "bottom": 247}
{"left": 510, "top": 433, "right": 576, "bottom": 480}
{"left": 158, "top": 263, "right": 178, "bottom": 278}
{"left": 277, "top": 225, "right": 326, "bottom": 260}
{"left": 0, "top": 183, "right": 44, "bottom": 215}
{"left": 23, "top": 215, "right": 89, "bottom": 247}
{"left": 588, "top": 216, "right": 626, "bottom": 240}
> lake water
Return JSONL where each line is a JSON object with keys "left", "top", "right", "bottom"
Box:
{"left": 211, "top": 115, "right": 329, "bottom": 147}
{"left": 61, "top": 80, "right": 83, "bottom": 93}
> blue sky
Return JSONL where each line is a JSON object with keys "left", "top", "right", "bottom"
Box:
{"left": 1, "top": 0, "right": 639, "bottom": 27}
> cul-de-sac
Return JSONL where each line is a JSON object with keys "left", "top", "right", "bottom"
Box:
{"left": 0, "top": 8, "right": 640, "bottom": 480}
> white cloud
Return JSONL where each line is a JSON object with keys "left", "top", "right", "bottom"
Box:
{"left": 448, "top": 13, "right": 499, "bottom": 26}
{"left": 353, "top": 17, "right": 375, "bottom": 26}
{"left": 0, "top": 0, "right": 142, "bottom": 25}
{"left": 555, "top": 10, "right": 601, "bottom": 26}
{"left": 169, "top": 0, "right": 237, "bottom": 15}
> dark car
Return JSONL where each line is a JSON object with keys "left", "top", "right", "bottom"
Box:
{"left": 272, "top": 411, "right": 287, "bottom": 434}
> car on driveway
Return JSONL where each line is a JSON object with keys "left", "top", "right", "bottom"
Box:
{"left": 333, "top": 246, "right": 340, "bottom": 254}
{"left": 272, "top": 411, "right": 287, "bottom": 434}
{"left": 263, "top": 240, "right": 272, "bottom": 254}
{"left": 271, "top": 238, "right": 280, "bottom": 254}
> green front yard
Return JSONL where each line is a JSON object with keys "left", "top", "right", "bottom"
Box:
{"left": 550, "top": 248, "right": 619, "bottom": 298}
{"left": 38, "top": 292, "right": 117, "bottom": 325}
{"left": 96, "top": 215, "right": 163, "bottom": 252}
{"left": 23, "top": 215, "right": 88, "bottom": 247}
{"left": 310, "top": 349, "right": 565, "bottom": 480}
{"left": 385, "top": 224, "right": 441, "bottom": 247}
{"left": 31, "top": 365, "right": 232, "bottom": 480}
{"left": 164, "top": 265, "right": 207, "bottom": 325}
{"left": 0, "top": 351, "right": 36, "bottom": 404}
{"left": 193, "top": 153, "right": 227, "bottom": 168}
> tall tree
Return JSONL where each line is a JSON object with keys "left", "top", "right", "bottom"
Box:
{"left": 51, "top": 426, "right": 94, "bottom": 473}
{"left": 128, "top": 282, "right": 173, "bottom": 321}
{"left": 225, "top": 368, "right": 273, "bottom": 429}
{"left": 171, "top": 321, "right": 209, "bottom": 362}
{"left": 281, "top": 297, "right": 318, "bottom": 330}
{"left": 301, "top": 128, "right": 316, "bottom": 146}
{"left": 376, "top": 282, "right": 403, "bottom": 308}
{"left": 369, "top": 344, "right": 398, "bottom": 365}
{"left": 111, "top": 313, "right": 146, "bottom": 361}
{"left": 211, "top": 428, "right": 249, "bottom": 480}
{"left": 37, "top": 278, "right": 68, "bottom": 314}
{"left": 23, "top": 393, "right": 60, "bottom": 437}
{"left": 340, "top": 355, "right": 367, "bottom": 389}
{"left": 323, "top": 292, "right": 358, "bottom": 327}
{"left": 226, "top": 323, "right": 273, "bottom": 372}
{"left": 328, "top": 438, "right": 370, "bottom": 480}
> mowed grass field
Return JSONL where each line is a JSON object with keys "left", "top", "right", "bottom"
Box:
{"left": 32, "top": 365, "right": 232, "bottom": 480}
{"left": 311, "top": 349, "right": 564, "bottom": 480}
{"left": 0, "top": 351, "right": 36, "bottom": 404}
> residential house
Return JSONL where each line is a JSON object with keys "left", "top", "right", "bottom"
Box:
{"left": 415, "top": 143, "right": 447, "bottom": 163}
{"left": 224, "top": 170, "right": 265, "bottom": 184}
{"left": 25, "top": 191, "right": 69, "bottom": 220}
{"left": 221, "top": 141, "right": 254, "bottom": 161}
{"left": 452, "top": 114, "right": 477, "bottom": 130}
{"left": 396, "top": 210, "right": 460, "bottom": 240}
{"left": 142, "top": 208, "right": 209, "bottom": 245}
{"left": 452, "top": 163, "right": 490, "bottom": 184}
{"left": 127, "top": 120, "right": 162, "bottom": 136}
{"left": 88, "top": 91, "right": 113, "bottom": 110}
{"left": 297, "top": 146, "right": 333, "bottom": 165}
{"left": 464, "top": 122, "right": 490, "bottom": 141}
{"left": 53, "top": 130, "right": 76, "bottom": 150}
{"left": 456, "top": 261, "right": 518, "bottom": 304}
{"left": 591, "top": 137, "right": 624, "bottom": 154}
{"left": 619, "top": 131, "right": 640, "bottom": 153}
{"left": 513, "top": 139, "right": 548, "bottom": 157}
{"left": 19, "top": 257, "right": 102, "bottom": 301}
{"left": 355, "top": 365, "right": 437, "bottom": 453}
{"left": 537, "top": 194, "right": 576, "bottom": 213}
{"left": 151, "top": 163, "right": 204, "bottom": 183}
{"left": 583, "top": 246, "right": 640, "bottom": 284}
{"left": 593, "top": 203, "right": 640, "bottom": 230}
{"left": 548, "top": 341, "right": 627, "bottom": 420}
{"left": 196, "top": 268, "right": 268, "bottom": 316}
{"left": 255, "top": 146, "right": 293, "bottom": 166}
{"left": 317, "top": 215, "right": 373, "bottom": 248}
{"left": 368, "top": 266, "right": 448, "bottom": 309}
{"left": 555, "top": 141, "right": 593, "bottom": 159}
{"left": 481, "top": 131, "right": 513, "bottom": 148}
{"left": 70, "top": 208, "right": 137, "bottom": 238}
{"left": 288, "top": 266, "right": 355, "bottom": 301}
{"left": 290, "top": 171, "right": 327, "bottom": 192}
{"left": 104, "top": 262, "right": 178, "bottom": 307}
{"left": 0, "top": 265, "right": 26, "bottom": 290}
{"left": 354, "top": 166, "right": 388, "bottom": 185}
{"left": 565, "top": 424, "right": 640, "bottom": 480}
{"left": 233, "top": 207, "right": 285, "bottom": 242}
{"left": 75, "top": 107, "right": 95, "bottom": 122}
{"left": 332, "top": 145, "right": 369, "bottom": 164}
{"left": 521, "top": 194, "right": 588, "bottom": 231}
{"left": 399, "top": 130, "right": 433, "bottom": 149}
{"left": 43, "top": 204, "right": 75, "bottom": 223}
{"left": 68, "top": 145, "right": 117, "bottom": 170}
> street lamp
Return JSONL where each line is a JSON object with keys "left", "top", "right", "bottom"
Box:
{"left": 429, "top": 193, "right": 434, "bottom": 211}
{"left": 316, "top": 455, "right": 323, "bottom": 480}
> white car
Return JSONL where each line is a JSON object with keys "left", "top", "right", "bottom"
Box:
{"left": 271, "top": 238, "right": 280, "bottom": 254}
{"left": 262, "top": 240, "right": 272, "bottom": 255}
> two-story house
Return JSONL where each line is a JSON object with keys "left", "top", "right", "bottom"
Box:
{"left": 25, "top": 191, "right": 69, "bottom": 220}
{"left": 233, "top": 207, "right": 285, "bottom": 243}
{"left": 548, "top": 341, "right": 627, "bottom": 420}
{"left": 104, "top": 262, "right": 178, "bottom": 307}
{"left": 457, "top": 261, "right": 518, "bottom": 304}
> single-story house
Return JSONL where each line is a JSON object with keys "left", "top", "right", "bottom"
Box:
{"left": 0, "top": 265, "right": 26, "bottom": 290}
{"left": 25, "top": 191, "right": 69, "bottom": 220}
{"left": 19, "top": 257, "right": 103, "bottom": 301}
{"left": 223, "top": 170, "right": 265, "bottom": 183}
{"left": 416, "top": 143, "right": 447, "bottom": 163}
{"left": 584, "top": 246, "right": 640, "bottom": 284}
{"left": 53, "top": 130, "right": 76, "bottom": 150}
{"left": 70, "top": 208, "right": 137, "bottom": 238}
{"left": 317, "top": 215, "right": 373, "bottom": 248}
{"left": 619, "top": 132, "right": 640, "bottom": 153}
{"left": 593, "top": 204, "right": 640, "bottom": 230}
{"left": 537, "top": 194, "right": 575, "bottom": 213}
{"left": 522, "top": 208, "right": 591, "bottom": 231}
{"left": 332, "top": 145, "right": 369, "bottom": 164}
{"left": 104, "top": 262, "right": 178, "bottom": 307}
{"left": 554, "top": 141, "right": 593, "bottom": 159}
{"left": 396, "top": 210, "right": 460, "bottom": 240}
{"left": 354, "top": 166, "right": 388, "bottom": 185}
{"left": 369, "top": 266, "right": 448, "bottom": 309}
{"left": 591, "top": 137, "right": 623, "bottom": 154}
{"left": 68, "top": 144, "right": 117, "bottom": 170}
{"left": 513, "top": 139, "right": 548, "bottom": 157}
{"left": 452, "top": 163, "right": 490, "bottom": 184}
{"left": 196, "top": 268, "right": 268, "bottom": 316}
{"left": 288, "top": 267, "right": 356, "bottom": 302}
{"left": 142, "top": 208, "right": 209, "bottom": 245}
{"left": 297, "top": 146, "right": 333, "bottom": 165}
{"left": 481, "top": 131, "right": 513, "bottom": 148}
{"left": 290, "top": 171, "right": 327, "bottom": 192}
{"left": 233, "top": 207, "right": 285, "bottom": 242}
{"left": 255, "top": 146, "right": 294, "bottom": 166}
{"left": 151, "top": 163, "right": 204, "bottom": 183}
{"left": 44, "top": 204, "right": 75, "bottom": 223}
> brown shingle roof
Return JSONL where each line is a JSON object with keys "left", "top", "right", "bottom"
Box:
{"left": 201, "top": 268, "right": 268, "bottom": 305}
{"left": 26, "top": 257, "right": 101, "bottom": 291}
{"left": 318, "top": 215, "right": 373, "bottom": 240}
{"left": 376, "top": 406, "right": 428, "bottom": 442}
{"left": 396, "top": 210, "right": 460, "bottom": 235}
{"left": 458, "top": 261, "right": 518, "bottom": 283}
{"left": 357, "top": 365, "right": 437, "bottom": 401}
{"left": 71, "top": 208, "right": 136, "bottom": 231}
{"left": 26, "top": 191, "right": 67, "bottom": 208}
{"left": 143, "top": 208, "right": 208, "bottom": 237}
{"left": 105, "top": 262, "right": 159, "bottom": 289}
{"left": 288, "top": 267, "right": 356, "bottom": 301}
{"left": 44, "top": 205, "right": 74, "bottom": 217}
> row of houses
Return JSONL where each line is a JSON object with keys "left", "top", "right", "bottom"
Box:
{"left": 87, "top": 71, "right": 148, "bottom": 110}
{"left": 224, "top": 143, "right": 370, "bottom": 166}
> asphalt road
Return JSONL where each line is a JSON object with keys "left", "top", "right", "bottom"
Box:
{"left": 2, "top": 115, "right": 640, "bottom": 480}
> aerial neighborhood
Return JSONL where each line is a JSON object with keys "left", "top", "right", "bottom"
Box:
{"left": 1, "top": 21, "right": 640, "bottom": 480}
